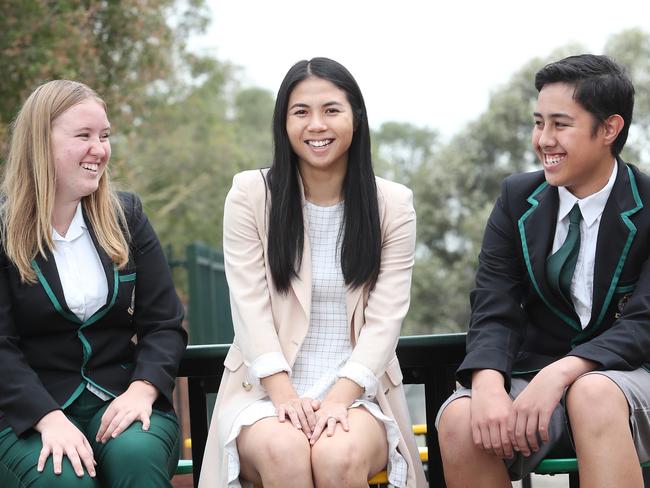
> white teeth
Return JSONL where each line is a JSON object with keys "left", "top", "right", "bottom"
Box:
{"left": 545, "top": 155, "right": 564, "bottom": 165}
{"left": 307, "top": 139, "right": 332, "bottom": 147}
{"left": 81, "top": 162, "right": 99, "bottom": 171}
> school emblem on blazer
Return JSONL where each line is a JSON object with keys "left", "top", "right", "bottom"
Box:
{"left": 615, "top": 293, "right": 632, "bottom": 319}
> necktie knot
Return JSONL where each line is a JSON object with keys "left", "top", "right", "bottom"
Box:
{"left": 568, "top": 203, "right": 582, "bottom": 226}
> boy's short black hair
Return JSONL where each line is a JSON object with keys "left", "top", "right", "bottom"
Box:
{"left": 535, "top": 54, "right": 635, "bottom": 156}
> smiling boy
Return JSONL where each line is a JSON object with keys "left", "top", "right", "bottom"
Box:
{"left": 437, "top": 54, "right": 650, "bottom": 487}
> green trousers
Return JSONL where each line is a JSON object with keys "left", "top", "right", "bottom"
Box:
{"left": 0, "top": 388, "right": 180, "bottom": 487}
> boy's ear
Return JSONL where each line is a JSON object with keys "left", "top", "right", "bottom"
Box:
{"left": 602, "top": 114, "right": 625, "bottom": 146}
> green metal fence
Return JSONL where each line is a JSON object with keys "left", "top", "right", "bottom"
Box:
{"left": 186, "top": 242, "right": 233, "bottom": 345}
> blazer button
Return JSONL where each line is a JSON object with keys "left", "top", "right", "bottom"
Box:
{"left": 242, "top": 381, "right": 252, "bottom": 391}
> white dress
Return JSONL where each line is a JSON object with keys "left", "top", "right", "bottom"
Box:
{"left": 224, "top": 201, "right": 407, "bottom": 487}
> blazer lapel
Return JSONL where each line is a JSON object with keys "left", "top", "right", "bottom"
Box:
{"left": 518, "top": 180, "right": 581, "bottom": 330}
{"left": 292, "top": 225, "right": 312, "bottom": 321}
{"left": 31, "top": 204, "right": 119, "bottom": 325}
{"left": 291, "top": 175, "right": 312, "bottom": 321}
{"left": 581, "top": 161, "right": 643, "bottom": 337}
{"left": 289, "top": 171, "right": 365, "bottom": 334}
{"left": 346, "top": 284, "right": 364, "bottom": 339}
{"left": 83, "top": 206, "right": 117, "bottom": 321}
{"left": 32, "top": 251, "right": 80, "bottom": 323}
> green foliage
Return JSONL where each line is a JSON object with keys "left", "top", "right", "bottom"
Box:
{"left": 0, "top": 0, "right": 210, "bottom": 156}
{"left": 116, "top": 65, "right": 274, "bottom": 260}
{"left": 605, "top": 28, "right": 650, "bottom": 170}
{"left": 374, "top": 33, "right": 650, "bottom": 334}
{"left": 3, "top": 8, "right": 649, "bottom": 334}
{"left": 0, "top": 0, "right": 274, "bottom": 293}
{"left": 373, "top": 121, "right": 438, "bottom": 186}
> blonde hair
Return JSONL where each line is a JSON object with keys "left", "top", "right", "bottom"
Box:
{"left": 1, "top": 80, "right": 129, "bottom": 283}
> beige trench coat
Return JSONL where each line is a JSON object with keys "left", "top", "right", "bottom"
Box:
{"left": 198, "top": 169, "right": 427, "bottom": 487}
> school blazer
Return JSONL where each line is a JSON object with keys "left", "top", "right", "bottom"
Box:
{"left": 0, "top": 192, "right": 187, "bottom": 436}
{"left": 198, "top": 170, "right": 427, "bottom": 488}
{"left": 458, "top": 159, "right": 650, "bottom": 388}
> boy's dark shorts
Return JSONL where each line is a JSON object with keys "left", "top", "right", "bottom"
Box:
{"left": 435, "top": 368, "right": 650, "bottom": 480}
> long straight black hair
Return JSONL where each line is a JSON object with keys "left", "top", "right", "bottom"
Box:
{"left": 267, "top": 57, "right": 381, "bottom": 293}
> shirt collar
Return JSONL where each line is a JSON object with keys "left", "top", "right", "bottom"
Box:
{"left": 557, "top": 160, "right": 617, "bottom": 228}
{"left": 52, "top": 203, "right": 87, "bottom": 242}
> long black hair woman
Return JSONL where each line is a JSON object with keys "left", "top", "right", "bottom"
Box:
{"left": 199, "top": 58, "right": 426, "bottom": 488}
{"left": 0, "top": 80, "right": 186, "bottom": 487}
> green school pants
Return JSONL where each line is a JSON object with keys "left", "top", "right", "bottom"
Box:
{"left": 0, "top": 388, "right": 180, "bottom": 487}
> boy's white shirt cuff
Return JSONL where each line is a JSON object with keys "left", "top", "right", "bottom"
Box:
{"left": 338, "top": 361, "right": 378, "bottom": 399}
{"left": 248, "top": 352, "right": 291, "bottom": 385}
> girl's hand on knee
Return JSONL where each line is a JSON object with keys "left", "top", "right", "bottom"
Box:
{"left": 276, "top": 396, "right": 318, "bottom": 437}
{"left": 35, "top": 410, "right": 96, "bottom": 478}
{"left": 96, "top": 380, "right": 157, "bottom": 443}
{"left": 309, "top": 400, "right": 349, "bottom": 445}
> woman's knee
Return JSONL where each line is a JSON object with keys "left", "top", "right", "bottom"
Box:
{"left": 96, "top": 422, "right": 179, "bottom": 485}
{"left": 261, "top": 430, "right": 311, "bottom": 472}
{"left": 0, "top": 434, "right": 98, "bottom": 488}
{"left": 311, "top": 435, "right": 370, "bottom": 487}
{"left": 28, "top": 466, "right": 99, "bottom": 488}
{"left": 239, "top": 421, "right": 311, "bottom": 479}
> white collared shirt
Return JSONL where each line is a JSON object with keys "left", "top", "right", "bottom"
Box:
{"left": 552, "top": 160, "right": 618, "bottom": 328}
{"left": 52, "top": 203, "right": 108, "bottom": 322}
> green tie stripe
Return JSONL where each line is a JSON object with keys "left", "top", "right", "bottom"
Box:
{"left": 546, "top": 203, "right": 582, "bottom": 306}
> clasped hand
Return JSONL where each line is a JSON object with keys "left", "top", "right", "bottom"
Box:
{"left": 277, "top": 397, "right": 349, "bottom": 444}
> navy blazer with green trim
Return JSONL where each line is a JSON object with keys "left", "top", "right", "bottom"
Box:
{"left": 458, "top": 159, "right": 650, "bottom": 389}
{"left": 0, "top": 192, "right": 186, "bottom": 436}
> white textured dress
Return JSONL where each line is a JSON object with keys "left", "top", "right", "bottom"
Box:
{"left": 224, "top": 201, "right": 407, "bottom": 487}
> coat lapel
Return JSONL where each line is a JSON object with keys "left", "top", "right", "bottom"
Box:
{"left": 83, "top": 206, "right": 116, "bottom": 307}
{"left": 32, "top": 251, "right": 80, "bottom": 323}
{"left": 82, "top": 205, "right": 119, "bottom": 327}
{"left": 346, "top": 284, "right": 364, "bottom": 341}
{"left": 288, "top": 172, "right": 371, "bottom": 338}
{"left": 291, "top": 174, "right": 312, "bottom": 321}
{"left": 518, "top": 180, "right": 581, "bottom": 330}
{"left": 580, "top": 161, "right": 643, "bottom": 339}
{"left": 32, "top": 204, "right": 118, "bottom": 326}
{"left": 292, "top": 224, "right": 312, "bottom": 321}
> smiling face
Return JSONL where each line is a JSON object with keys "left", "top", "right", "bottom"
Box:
{"left": 532, "top": 82, "right": 619, "bottom": 198}
{"left": 50, "top": 98, "right": 111, "bottom": 206}
{"left": 286, "top": 76, "right": 354, "bottom": 178}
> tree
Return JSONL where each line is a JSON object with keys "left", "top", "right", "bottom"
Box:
{"left": 393, "top": 30, "right": 650, "bottom": 334}
{"left": 605, "top": 28, "right": 650, "bottom": 168}
{"left": 0, "top": 0, "right": 276, "bottom": 294}
{"left": 0, "top": 0, "right": 211, "bottom": 156}
{"left": 373, "top": 122, "right": 439, "bottom": 187}
{"left": 115, "top": 63, "right": 274, "bottom": 276}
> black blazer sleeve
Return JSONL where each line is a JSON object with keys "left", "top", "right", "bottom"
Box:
{"left": 457, "top": 177, "right": 528, "bottom": 389}
{"left": 123, "top": 193, "right": 187, "bottom": 407}
{"left": 0, "top": 254, "right": 60, "bottom": 435}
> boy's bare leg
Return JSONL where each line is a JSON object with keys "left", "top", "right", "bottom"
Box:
{"left": 567, "top": 374, "right": 642, "bottom": 488}
{"left": 438, "top": 398, "right": 511, "bottom": 488}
